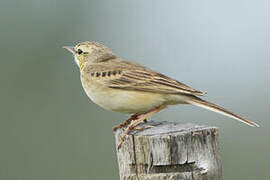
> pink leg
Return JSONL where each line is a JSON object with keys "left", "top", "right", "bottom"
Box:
{"left": 117, "top": 105, "right": 164, "bottom": 149}
{"left": 113, "top": 113, "right": 141, "bottom": 131}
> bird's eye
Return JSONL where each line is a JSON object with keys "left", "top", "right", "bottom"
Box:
{"left": 77, "top": 49, "right": 83, "bottom": 55}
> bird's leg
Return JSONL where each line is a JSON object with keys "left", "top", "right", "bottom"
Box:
{"left": 113, "top": 114, "right": 139, "bottom": 131}
{"left": 117, "top": 105, "right": 164, "bottom": 149}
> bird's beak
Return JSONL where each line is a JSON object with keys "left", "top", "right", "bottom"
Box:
{"left": 63, "top": 46, "right": 76, "bottom": 54}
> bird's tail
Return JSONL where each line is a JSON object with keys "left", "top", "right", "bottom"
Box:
{"left": 185, "top": 96, "right": 259, "bottom": 127}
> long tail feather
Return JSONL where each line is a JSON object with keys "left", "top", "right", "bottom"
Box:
{"left": 186, "top": 96, "right": 259, "bottom": 127}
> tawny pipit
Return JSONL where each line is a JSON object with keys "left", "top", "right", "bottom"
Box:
{"left": 63, "top": 41, "right": 259, "bottom": 149}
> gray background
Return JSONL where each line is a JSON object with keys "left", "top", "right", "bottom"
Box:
{"left": 0, "top": 0, "right": 269, "bottom": 179}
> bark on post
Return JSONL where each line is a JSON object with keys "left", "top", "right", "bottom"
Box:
{"left": 115, "top": 121, "right": 221, "bottom": 180}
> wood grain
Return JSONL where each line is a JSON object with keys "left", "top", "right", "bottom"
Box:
{"left": 115, "top": 121, "right": 221, "bottom": 180}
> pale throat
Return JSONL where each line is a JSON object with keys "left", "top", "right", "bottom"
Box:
{"left": 73, "top": 55, "right": 84, "bottom": 69}
{"left": 73, "top": 55, "right": 79, "bottom": 66}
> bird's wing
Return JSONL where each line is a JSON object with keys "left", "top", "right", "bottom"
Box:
{"left": 90, "top": 60, "right": 206, "bottom": 96}
{"left": 106, "top": 69, "right": 205, "bottom": 96}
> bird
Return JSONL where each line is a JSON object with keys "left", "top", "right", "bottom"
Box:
{"left": 63, "top": 41, "right": 259, "bottom": 149}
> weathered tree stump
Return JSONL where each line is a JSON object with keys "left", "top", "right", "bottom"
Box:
{"left": 115, "top": 121, "right": 221, "bottom": 180}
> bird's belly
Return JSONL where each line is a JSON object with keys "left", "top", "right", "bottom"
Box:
{"left": 82, "top": 83, "right": 166, "bottom": 114}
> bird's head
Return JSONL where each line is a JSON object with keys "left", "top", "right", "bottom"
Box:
{"left": 63, "top": 41, "right": 116, "bottom": 69}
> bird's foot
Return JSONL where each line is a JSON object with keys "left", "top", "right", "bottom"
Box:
{"left": 113, "top": 114, "right": 138, "bottom": 131}
{"left": 117, "top": 121, "right": 152, "bottom": 149}
{"left": 117, "top": 106, "right": 164, "bottom": 150}
{"left": 117, "top": 119, "right": 150, "bottom": 150}
{"left": 113, "top": 114, "right": 148, "bottom": 131}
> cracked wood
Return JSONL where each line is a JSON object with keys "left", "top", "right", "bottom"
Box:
{"left": 115, "top": 121, "right": 222, "bottom": 180}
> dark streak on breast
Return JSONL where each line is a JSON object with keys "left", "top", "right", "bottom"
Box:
{"left": 112, "top": 71, "right": 117, "bottom": 75}
{"left": 107, "top": 71, "right": 111, "bottom": 76}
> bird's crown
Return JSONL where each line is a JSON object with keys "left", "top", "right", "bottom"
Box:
{"left": 64, "top": 41, "right": 116, "bottom": 69}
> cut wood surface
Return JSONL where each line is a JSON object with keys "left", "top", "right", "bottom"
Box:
{"left": 115, "top": 121, "right": 221, "bottom": 180}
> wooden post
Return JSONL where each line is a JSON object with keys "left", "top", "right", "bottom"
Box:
{"left": 115, "top": 121, "right": 221, "bottom": 180}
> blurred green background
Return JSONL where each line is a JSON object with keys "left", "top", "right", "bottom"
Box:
{"left": 0, "top": 0, "right": 269, "bottom": 179}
